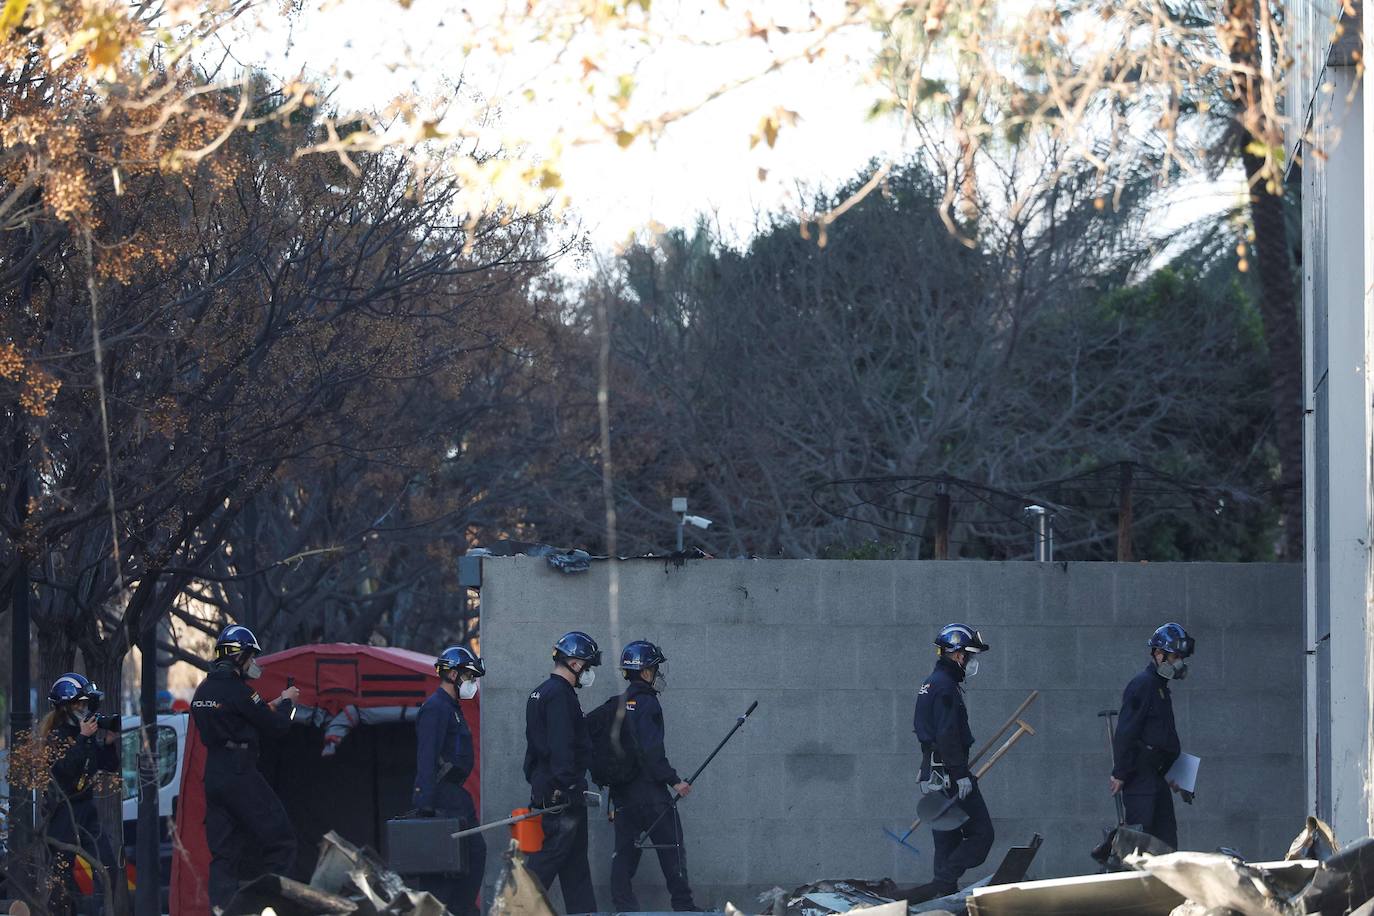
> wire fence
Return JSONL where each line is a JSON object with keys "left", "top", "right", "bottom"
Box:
{"left": 810, "top": 461, "right": 1288, "bottom": 561}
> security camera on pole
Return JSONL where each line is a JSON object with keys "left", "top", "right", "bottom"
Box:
{"left": 672, "top": 497, "right": 712, "bottom": 552}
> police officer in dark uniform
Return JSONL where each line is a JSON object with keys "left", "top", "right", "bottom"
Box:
{"left": 609, "top": 640, "right": 699, "bottom": 912}
{"left": 524, "top": 631, "right": 601, "bottom": 914}
{"left": 1109, "top": 622, "right": 1195, "bottom": 850}
{"left": 190, "top": 624, "right": 300, "bottom": 909}
{"left": 901, "top": 623, "right": 994, "bottom": 904}
{"left": 41, "top": 673, "right": 120, "bottom": 916}
{"left": 410, "top": 646, "right": 487, "bottom": 916}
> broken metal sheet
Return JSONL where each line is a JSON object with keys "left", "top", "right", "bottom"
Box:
{"left": 966, "top": 869, "right": 1186, "bottom": 916}
{"left": 988, "top": 834, "right": 1043, "bottom": 886}
{"left": 779, "top": 834, "right": 1042, "bottom": 916}
{"left": 304, "top": 830, "right": 448, "bottom": 916}
{"left": 783, "top": 879, "right": 903, "bottom": 916}
{"left": 1286, "top": 816, "right": 1340, "bottom": 863}
{"left": 312, "top": 830, "right": 409, "bottom": 902}
{"left": 223, "top": 873, "right": 359, "bottom": 916}
{"left": 904, "top": 834, "right": 1046, "bottom": 915}
{"left": 391, "top": 891, "right": 447, "bottom": 916}
{"left": 1299, "top": 837, "right": 1374, "bottom": 915}
{"left": 803, "top": 894, "right": 886, "bottom": 912}
{"left": 1124, "top": 851, "right": 1315, "bottom": 916}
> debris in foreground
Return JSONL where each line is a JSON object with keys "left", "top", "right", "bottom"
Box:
{"left": 216, "top": 817, "right": 1374, "bottom": 916}
{"left": 221, "top": 830, "right": 447, "bottom": 916}
{"left": 772, "top": 834, "right": 1042, "bottom": 916}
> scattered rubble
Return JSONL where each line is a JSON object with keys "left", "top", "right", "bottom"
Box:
{"left": 215, "top": 817, "right": 1374, "bottom": 916}
{"left": 222, "top": 831, "right": 447, "bottom": 916}
{"left": 1123, "top": 851, "right": 1315, "bottom": 916}
{"left": 771, "top": 835, "right": 1042, "bottom": 916}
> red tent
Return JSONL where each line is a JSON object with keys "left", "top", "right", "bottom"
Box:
{"left": 170, "top": 644, "right": 480, "bottom": 916}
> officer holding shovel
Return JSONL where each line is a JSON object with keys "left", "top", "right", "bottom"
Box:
{"left": 899, "top": 623, "right": 995, "bottom": 904}
{"left": 1109, "top": 622, "right": 1195, "bottom": 850}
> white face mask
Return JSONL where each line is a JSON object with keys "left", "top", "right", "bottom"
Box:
{"left": 459, "top": 679, "right": 479, "bottom": 700}
{"left": 965, "top": 658, "right": 980, "bottom": 678}
{"left": 577, "top": 667, "right": 596, "bottom": 689}
{"left": 245, "top": 659, "right": 263, "bottom": 680}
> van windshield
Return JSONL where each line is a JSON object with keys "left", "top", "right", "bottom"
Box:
{"left": 120, "top": 725, "right": 180, "bottom": 801}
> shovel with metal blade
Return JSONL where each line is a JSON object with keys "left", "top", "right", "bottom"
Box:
{"left": 886, "top": 716, "right": 1037, "bottom": 853}
{"left": 915, "top": 784, "right": 972, "bottom": 832}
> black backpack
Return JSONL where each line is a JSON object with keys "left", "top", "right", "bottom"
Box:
{"left": 585, "top": 693, "right": 641, "bottom": 787}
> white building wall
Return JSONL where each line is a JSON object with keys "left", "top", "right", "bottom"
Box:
{"left": 1293, "top": 0, "right": 1373, "bottom": 839}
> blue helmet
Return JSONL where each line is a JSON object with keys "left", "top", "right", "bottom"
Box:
{"left": 436, "top": 646, "right": 485, "bottom": 677}
{"left": 620, "top": 640, "right": 667, "bottom": 672}
{"left": 934, "top": 623, "right": 990, "bottom": 654}
{"left": 1149, "top": 623, "right": 1195, "bottom": 658}
{"left": 553, "top": 631, "right": 602, "bottom": 666}
{"left": 215, "top": 624, "right": 261, "bottom": 660}
{"left": 48, "top": 673, "right": 104, "bottom": 708}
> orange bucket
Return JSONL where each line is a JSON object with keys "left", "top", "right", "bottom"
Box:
{"left": 510, "top": 808, "right": 545, "bottom": 853}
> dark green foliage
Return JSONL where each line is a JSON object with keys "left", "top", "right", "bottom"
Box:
{"left": 558, "top": 153, "right": 1281, "bottom": 560}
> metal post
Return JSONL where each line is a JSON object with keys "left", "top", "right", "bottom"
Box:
{"left": 136, "top": 620, "right": 160, "bottom": 915}
{"left": 1024, "top": 505, "right": 1053, "bottom": 562}
{"left": 934, "top": 483, "right": 951, "bottom": 560}
{"left": 672, "top": 496, "right": 687, "bottom": 553}
{"left": 1117, "top": 462, "right": 1134, "bottom": 562}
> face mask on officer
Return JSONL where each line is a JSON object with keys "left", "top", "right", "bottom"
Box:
{"left": 67, "top": 701, "right": 89, "bottom": 724}
{"left": 570, "top": 660, "right": 595, "bottom": 688}
{"left": 459, "top": 677, "right": 479, "bottom": 700}
{"left": 243, "top": 655, "right": 263, "bottom": 680}
{"left": 1155, "top": 651, "right": 1188, "bottom": 680}
{"left": 948, "top": 649, "right": 978, "bottom": 678}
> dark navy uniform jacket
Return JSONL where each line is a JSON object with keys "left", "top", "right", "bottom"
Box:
{"left": 47, "top": 719, "right": 119, "bottom": 805}
{"left": 611, "top": 680, "right": 682, "bottom": 806}
{"left": 914, "top": 657, "right": 975, "bottom": 780}
{"left": 1112, "top": 662, "right": 1181, "bottom": 790}
{"left": 413, "top": 687, "right": 476, "bottom": 811}
{"left": 524, "top": 674, "right": 592, "bottom": 807}
{"left": 191, "top": 664, "right": 292, "bottom": 758}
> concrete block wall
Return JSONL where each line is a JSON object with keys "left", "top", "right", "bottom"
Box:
{"left": 476, "top": 559, "right": 1303, "bottom": 912}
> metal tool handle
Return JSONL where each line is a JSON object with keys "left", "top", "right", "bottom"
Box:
{"left": 636, "top": 700, "right": 758, "bottom": 847}
{"left": 683, "top": 700, "right": 758, "bottom": 786}
{"left": 451, "top": 804, "right": 567, "bottom": 839}
{"left": 1099, "top": 709, "right": 1126, "bottom": 825}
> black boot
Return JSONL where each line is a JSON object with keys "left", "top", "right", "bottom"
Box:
{"left": 895, "top": 880, "right": 958, "bottom": 904}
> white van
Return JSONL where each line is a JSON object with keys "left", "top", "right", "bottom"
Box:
{"left": 119, "top": 712, "right": 186, "bottom": 825}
